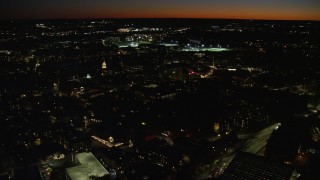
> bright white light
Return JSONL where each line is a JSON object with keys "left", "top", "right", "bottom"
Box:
{"left": 228, "top": 69, "right": 237, "bottom": 71}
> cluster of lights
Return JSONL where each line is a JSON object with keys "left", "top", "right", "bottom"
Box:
{"left": 91, "top": 136, "right": 123, "bottom": 148}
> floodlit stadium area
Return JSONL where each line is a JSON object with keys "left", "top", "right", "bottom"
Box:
{"left": 181, "top": 47, "right": 229, "bottom": 52}
{"left": 159, "top": 43, "right": 179, "bottom": 47}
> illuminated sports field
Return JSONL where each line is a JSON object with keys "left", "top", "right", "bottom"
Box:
{"left": 181, "top": 47, "right": 230, "bottom": 52}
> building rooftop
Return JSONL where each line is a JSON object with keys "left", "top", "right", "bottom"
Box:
{"left": 221, "top": 152, "right": 294, "bottom": 180}
{"left": 66, "top": 152, "right": 108, "bottom": 180}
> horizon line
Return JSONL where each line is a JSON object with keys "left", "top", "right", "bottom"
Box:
{"left": 1, "top": 17, "right": 319, "bottom": 22}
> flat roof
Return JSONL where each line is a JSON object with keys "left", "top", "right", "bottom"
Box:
{"left": 221, "top": 152, "right": 294, "bottom": 180}
{"left": 66, "top": 152, "right": 108, "bottom": 180}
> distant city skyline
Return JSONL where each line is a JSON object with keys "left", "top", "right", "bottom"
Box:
{"left": 1, "top": 0, "right": 320, "bottom": 20}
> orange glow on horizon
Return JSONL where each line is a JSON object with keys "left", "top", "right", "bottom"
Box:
{"left": 71, "top": 8, "right": 320, "bottom": 21}
{"left": 7, "top": 6, "right": 320, "bottom": 21}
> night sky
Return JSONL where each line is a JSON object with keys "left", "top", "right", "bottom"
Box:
{"left": 1, "top": 0, "right": 320, "bottom": 20}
